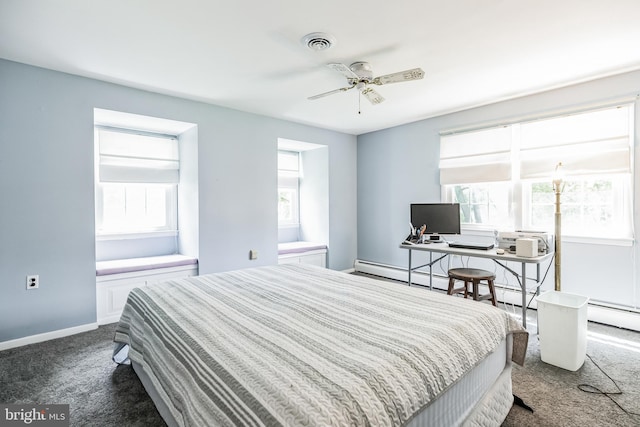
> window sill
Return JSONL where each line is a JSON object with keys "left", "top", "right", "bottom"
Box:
{"left": 96, "top": 254, "right": 197, "bottom": 276}
{"left": 460, "top": 226, "right": 633, "bottom": 247}
{"left": 461, "top": 225, "right": 635, "bottom": 247}
{"left": 278, "top": 241, "right": 327, "bottom": 255}
{"left": 96, "top": 230, "right": 178, "bottom": 241}
{"left": 562, "top": 235, "right": 634, "bottom": 247}
{"left": 460, "top": 226, "right": 499, "bottom": 237}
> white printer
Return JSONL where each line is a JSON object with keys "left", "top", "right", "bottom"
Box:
{"left": 497, "top": 231, "right": 554, "bottom": 254}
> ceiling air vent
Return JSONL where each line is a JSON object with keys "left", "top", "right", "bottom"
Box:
{"left": 301, "top": 32, "right": 336, "bottom": 51}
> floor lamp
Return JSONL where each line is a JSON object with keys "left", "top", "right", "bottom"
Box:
{"left": 552, "top": 162, "right": 564, "bottom": 292}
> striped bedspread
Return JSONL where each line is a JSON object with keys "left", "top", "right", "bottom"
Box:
{"left": 113, "top": 264, "right": 526, "bottom": 427}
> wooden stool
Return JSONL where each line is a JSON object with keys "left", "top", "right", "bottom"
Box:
{"left": 447, "top": 268, "right": 497, "bottom": 307}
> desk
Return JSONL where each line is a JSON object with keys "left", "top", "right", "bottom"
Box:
{"left": 399, "top": 242, "right": 553, "bottom": 329}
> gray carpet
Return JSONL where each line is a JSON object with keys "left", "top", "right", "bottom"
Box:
{"left": 0, "top": 324, "right": 163, "bottom": 426}
{"left": 504, "top": 316, "right": 640, "bottom": 427}
{"left": 1, "top": 315, "right": 639, "bottom": 426}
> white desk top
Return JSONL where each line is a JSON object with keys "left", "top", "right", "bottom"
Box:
{"left": 399, "top": 241, "right": 553, "bottom": 264}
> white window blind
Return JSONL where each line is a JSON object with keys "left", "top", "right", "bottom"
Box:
{"left": 98, "top": 128, "right": 180, "bottom": 183}
{"left": 519, "top": 105, "right": 633, "bottom": 179}
{"left": 278, "top": 150, "right": 300, "bottom": 187}
{"left": 278, "top": 150, "right": 300, "bottom": 176}
{"left": 439, "top": 103, "right": 634, "bottom": 240}
{"left": 439, "top": 126, "right": 512, "bottom": 185}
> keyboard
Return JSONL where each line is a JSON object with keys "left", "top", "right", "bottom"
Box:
{"left": 447, "top": 242, "right": 494, "bottom": 250}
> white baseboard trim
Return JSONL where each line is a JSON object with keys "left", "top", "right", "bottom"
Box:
{"left": 354, "top": 259, "right": 640, "bottom": 333}
{"left": 0, "top": 322, "right": 99, "bottom": 351}
{"left": 354, "top": 259, "right": 535, "bottom": 305}
{"left": 98, "top": 315, "right": 121, "bottom": 326}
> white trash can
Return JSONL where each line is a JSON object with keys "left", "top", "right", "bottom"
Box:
{"left": 536, "top": 290, "right": 589, "bottom": 371}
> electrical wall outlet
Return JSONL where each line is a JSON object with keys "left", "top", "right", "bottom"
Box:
{"left": 249, "top": 250, "right": 258, "bottom": 260}
{"left": 26, "top": 274, "right": 39, "bottom": 289}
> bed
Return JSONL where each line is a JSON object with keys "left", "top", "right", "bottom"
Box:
{"left": 113, "top": 263, "right": 527, "bottom": 426}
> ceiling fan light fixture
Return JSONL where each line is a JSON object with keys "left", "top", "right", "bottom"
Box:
{"left": 301, "top": 32, "right": 336, "bottom": 51}
{"left": 308, "top": 61, "right": 423, "bottom": 107}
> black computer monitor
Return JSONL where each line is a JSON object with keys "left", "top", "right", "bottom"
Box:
{"left": 410, "top": 203, "right": 461, "bottom": 236}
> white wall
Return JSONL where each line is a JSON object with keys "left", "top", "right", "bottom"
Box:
{"left": 300, "top": 147, "right": 329, "bottom": 244}
{"left": 177, "top": 125, "right": 199, "bottom": 258}
{"left": 357, "top": 70, "right": 640, "bottom": 310}
{"left": 0, "top": 59, "right": 358, "bottom": 343}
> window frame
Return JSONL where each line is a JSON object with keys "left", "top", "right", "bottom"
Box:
{"left": 442, "top": 181, "right": 514, "bottom": 231}
{"left": 440, "top": 103, "right": 634, "bottom": 244}
{"left": 522, "top": 174, "right": 633, "bottom": 242}
{"left": 94, "top": 126, "right": 180, "bottom": 239}
{"left": 277, "top": 150, "right": 301, "bottom": 228}
{"left": 95, "top": 182, "right": 178, "bottom": 238}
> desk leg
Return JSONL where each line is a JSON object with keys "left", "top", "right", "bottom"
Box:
{"left": 521, "top": 262, "right": 527, "bottom": 329}
{"left": 408, "top": 249, "right": 412, "bottom": 287}
{"left": 429, "top": 252, "right": 433, "bottom": 291}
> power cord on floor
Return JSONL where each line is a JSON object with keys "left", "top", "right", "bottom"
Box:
{"left": 525, "top": 256, "right": 554, "bottom": 310}
{"left": 578, "top": 353, "right": 640, "bottom": 420}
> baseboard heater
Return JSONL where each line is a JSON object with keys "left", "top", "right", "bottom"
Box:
{"left": 353, "top": 259, "right": 535, "bottom": 307}
{"left": 353, "top": 259, "right": 640, "bottom": 332}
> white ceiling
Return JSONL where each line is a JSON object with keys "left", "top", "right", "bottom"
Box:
{"left": 2, "top": 0, "right": 640, "bottom": 135}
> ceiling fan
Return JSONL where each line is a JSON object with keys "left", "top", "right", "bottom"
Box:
{"left": 308, "top": 62, "right": 425, "bottom": 105}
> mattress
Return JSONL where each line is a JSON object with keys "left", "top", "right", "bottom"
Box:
{"left": 406, "top": 336, "right": 511, "bottom": 426}
{"left": 133, "top": 337, "right": 512, "bottom": 427}
{"left": 114, "top": 264, "right": 526, "bottom": 426}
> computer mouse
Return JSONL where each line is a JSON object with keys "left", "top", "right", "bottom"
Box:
{"left": 496, "top": 248, "right": 505, "bottom": 255}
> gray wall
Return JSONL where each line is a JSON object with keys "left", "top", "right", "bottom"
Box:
{"left": 358, "top": 70, "right": 640, "bottom": 309}
{"left": 0, "top": 59, "right": 357, "bottom": 342}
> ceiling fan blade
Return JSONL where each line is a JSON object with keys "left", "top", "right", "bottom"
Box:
{"left": 373, "top": 68, "right": 425, "bottom": 85}
{"left": 308, "top": 85, "right": 355, "bottom": 100}
{"left": 360, "top": 87, "right": 385, "bottom": 105}
{"left": 326, "top": 63, "right": 359, "bottom": 80}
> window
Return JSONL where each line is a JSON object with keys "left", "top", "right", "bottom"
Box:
{"left": 440, "top": 104, "right": 634, "bottom": 240}
{"left": 277, "top": 138, "right": 329, "bottom": 245}
{"left": 95, "top": 127, "right": 179, "bottom": 235}
{"left": 446, "top": 182, "right": 512, "bottom": 227}
{"left": 524, "top": 176, "right": 631, "bottom": 238}
{"left": 97, "top": 183, "right": 176, "bottom": 234}
{"left": 277, "top": 150, "right": 300, "bottom": 226}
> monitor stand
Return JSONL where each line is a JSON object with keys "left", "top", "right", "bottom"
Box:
{"left": 427, "top": 234, "right": 442, "bottom": 242}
